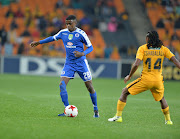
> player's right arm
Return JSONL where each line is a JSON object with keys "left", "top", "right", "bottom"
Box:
{"left": 124, "top": 58, "right": 141, "bottom": 83}
{"left": 170, "top": 56, "right": 180, "bottom": 69}
{"left": 124, "top": 46, "right": 144, "bottom": 83}
{"left": 30, "top": 30, "right": 62, "bottom": 47}
{"left": 30, "top": 41, "right": 40, "bottom": 47}
{"left": 30, "top": 36, "right": 55, "bottom": 47}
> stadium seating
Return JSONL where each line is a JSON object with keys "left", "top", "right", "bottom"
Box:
{"left": 142, "top": 0, "right": 180, "bottom": 55}
{"left": 0, "top": 0, "right": 139, "bottom": 59}
{"left": 0, "top": 0, "right": 105, "bottom": 58}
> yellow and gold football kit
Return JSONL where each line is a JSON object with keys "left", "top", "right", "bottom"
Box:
{"left": 127, "top": 44, "right": 174, "bottom": 101}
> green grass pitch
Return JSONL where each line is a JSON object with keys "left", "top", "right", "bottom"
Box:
{"left": 0, "top": 74, "right": 180, "bottom": 139}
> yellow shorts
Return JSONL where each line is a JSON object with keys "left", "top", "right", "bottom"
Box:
{"left": 126, "top": 78, "right": 164, "bottom": 101}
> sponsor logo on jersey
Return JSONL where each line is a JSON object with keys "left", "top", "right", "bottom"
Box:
{"left": 62, "top": 33, "right": 68, "bottom": 35}
{"left": 66, "top": 42, "right": 76, "bottom": 48}
{"left": 68, "top": 34, "right": 73, "bottom": 40}
{"left": 75, "top": 33, "right": 79, "bottom": 37}
{"left": 66, "top": 45, "right": 76, "bottom": 48}
{"left": 67, "top": 42, "right": 73, "bottom": 46}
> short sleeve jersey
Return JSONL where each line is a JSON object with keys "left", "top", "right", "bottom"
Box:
{"left": 136, "top": 44, "right": 175, "bottom": 81}
{"left": 53, "top": 28, "right": 92, "bottom": 63}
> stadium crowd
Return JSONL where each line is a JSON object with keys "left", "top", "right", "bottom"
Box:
{"left": 0, "top": 0, "right": 179, "bottom": 60}
{"left": 143, "top": 0, "right": 180, "bottom": 60}
{"left": 0, "top": 0, "right": 135, "bottom": 60}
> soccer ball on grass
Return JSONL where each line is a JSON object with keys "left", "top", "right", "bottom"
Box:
{"left": 64, "top": 105, "right": 78, "bottom": 117}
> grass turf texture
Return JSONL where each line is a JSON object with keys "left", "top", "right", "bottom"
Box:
{"left": 0, "top": 74, "right": 180, "bottom": 139}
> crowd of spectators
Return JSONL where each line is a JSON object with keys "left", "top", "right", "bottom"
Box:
{"left": 0, "top": 0, "right": 135, "bottom": 60}
{"left": 143, "top": 0, "right": 180, "bottom": 60}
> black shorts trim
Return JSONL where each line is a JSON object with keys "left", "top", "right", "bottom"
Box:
{"left": 127, "top": 79, "right": 141, "bottom": 89}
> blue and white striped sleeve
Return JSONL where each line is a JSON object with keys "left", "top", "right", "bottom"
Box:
{"left": 81, "top": 32, "right": 92, "bottom": 47}
{"left": 80, "top": 31, "right": 93, "bottom": 55}
{"left": 84, "top": 45, "right": 93, "bottom": 55}
{"left": 53, "top": 30, "right": 62, "bottom": 41}
{"left": 39, "top": 30, "right": 62, "bottom": 44}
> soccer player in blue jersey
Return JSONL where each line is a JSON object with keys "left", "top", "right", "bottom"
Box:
{"left": 30, "top": 15, "right": 99, "bottom": 117}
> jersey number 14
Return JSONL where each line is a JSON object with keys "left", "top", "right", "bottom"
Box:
{"left": 145, "top": 58, "right": 162, "bottom": 71}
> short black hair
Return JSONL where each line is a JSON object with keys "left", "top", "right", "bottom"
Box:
{"left": 66, "top": 15, "right": 76, "bottom": 20}
{"left": 146, "top": 31, "right": 163, "bottom": 48}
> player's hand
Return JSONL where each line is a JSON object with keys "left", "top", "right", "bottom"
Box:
{"left": 124, "top": 75, "right": 131, "bottom": 83}
{"left": 73, "top": 51, "right": 84, "bottom": 57}
{"left": 30, "top": 41, "right": 40, "bottom": 47}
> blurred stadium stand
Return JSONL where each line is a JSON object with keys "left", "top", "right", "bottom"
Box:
{"left": 0, "top": 0, "right": 179, "bottom": 60}
{"left": 123, "top": 0, "right": 153, "bottom": 45}
{"left": 142, "top": 0, "right": 180, "bottom": 60}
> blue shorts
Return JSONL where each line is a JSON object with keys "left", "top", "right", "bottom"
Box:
{"left": 61, "top": 59, "right": 92, "bottom": 82}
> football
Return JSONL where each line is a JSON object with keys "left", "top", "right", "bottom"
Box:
{"left": 64, "top": 105, "right": 78, "bottom": 117}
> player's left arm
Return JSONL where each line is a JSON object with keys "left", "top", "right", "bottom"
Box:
{"left": 164, "top": 47, "right": 180, "bottom": 69}
{"left": 124, "top": 58, "right": 141, "bottom": 83}
{"left": 170, "top": 56, "right": 180, "bottom": 69}
{"left": 73, "top": 45, "right": 93, "bottom": 57}
{"left": 74, "top": 31, "right": 93, "bottom": 57}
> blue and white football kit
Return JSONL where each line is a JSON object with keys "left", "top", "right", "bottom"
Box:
{"left": 40, "top": 28, "right": 93, "bottom": 81}
{"left": 39, "top": 27, "right": 99, "bottom": 117}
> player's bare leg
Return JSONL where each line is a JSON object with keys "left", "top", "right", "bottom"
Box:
{"left": 58, "top": 77, "right": 71, "bottom": 116}
{"left": 160, "top": 96, "right": 168, "bottom": 109}
{"left": 160, "top": 96, "right": 173, "bottom": 125}
{"left": 85, "top": 80, "right": 95, "bottom": 94}
{"left": 108, "top": 87, "right": 130, "bottom": 122}
{"left": 120, "top": 87, "right": 130, "bottom": 102}
{"left": 85, "top": 80, "right": 99, "bottom": 117}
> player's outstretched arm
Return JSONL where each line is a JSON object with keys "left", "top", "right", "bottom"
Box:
{"left": 30, "top": 41, "right": 40, "bottom": 47}
{"left": 30, "top": 36, "right": 55, "bottom": 47}
{"left": 170, "top": 56, "right": 180, "bottom": 69}
{"left": 124, "top": 58, "right": 141, "bottom": 83}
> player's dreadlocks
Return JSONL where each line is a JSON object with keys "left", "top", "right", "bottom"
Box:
{"left": 146, "top": 31, "right": 163, "bottom": 49}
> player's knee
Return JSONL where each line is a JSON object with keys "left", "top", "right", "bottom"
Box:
{"left": 122, "top": 87, "right": 128, "bottom": 95}
{"left": 120, "top": 88, "right": 129, "bottom": 102}
{"left": 122, "top": 88, "right": 125, "bottom": 93}
{"left": 59, "top": 80, "right": 66, "bottom": 92}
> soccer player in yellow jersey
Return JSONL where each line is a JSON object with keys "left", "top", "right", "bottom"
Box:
{"left": 108, "top": 31, "right": 180, "bottom": 125}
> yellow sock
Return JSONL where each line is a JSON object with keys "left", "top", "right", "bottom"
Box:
{"left": 116, "top": 100, "right": 126, "bottom": 117}
{"left": 116, "top": 111, "right": 122, "bottom": 116}
{"left": 161, "top": 106, "right": 171, "bottom": 121}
